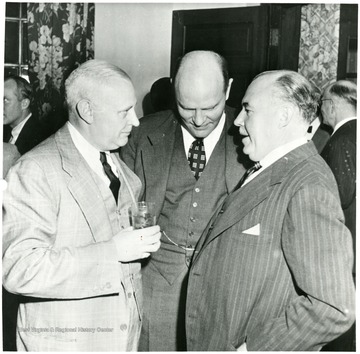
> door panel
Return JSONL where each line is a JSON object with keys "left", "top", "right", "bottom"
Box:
{"left": 171, "top": 5, "right": 269, "bottom": 109}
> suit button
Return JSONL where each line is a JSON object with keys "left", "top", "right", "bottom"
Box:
{"left": 193, "top": 202, "right": 198, "bottom": 208}
{"left": 189, "top": 231, "right": 194, "bottom": 237}
{"left": 195, "top": 188, "right": 200, "bottom": 193}
{"left": 120, "top": 324, "right": 127, "bottom": 331}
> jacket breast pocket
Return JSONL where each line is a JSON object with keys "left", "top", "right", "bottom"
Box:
{"left": 232, "top": 218, "right": 274, "bottom": 245}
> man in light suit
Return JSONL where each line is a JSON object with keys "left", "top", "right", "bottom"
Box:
{"left": 320, "top": 80, "right": 356, "bottom": 352}
{"left": 121, "top": 50, "right": 246, "bottom": 351}
{"left": 186, "top": 70, "right": 355, "bottom": 351}
{"left": 2, "top": 60, "right": 161, "bottom": 351}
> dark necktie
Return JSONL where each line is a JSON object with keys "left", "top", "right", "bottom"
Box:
{"left": 188, "top": 138, "right": 206, "bottom": 180}
{"left": 233, "top": 162, "right": 262, "bottom": 191}
{"left": 100, "top": 152, "right": 120, "bottom": 203}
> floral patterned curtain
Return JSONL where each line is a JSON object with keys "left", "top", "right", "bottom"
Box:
{"left": 27, "top": 3, "right": 94, "bottom": 128}
{"left": 298, "top": 4, "right": 340, "bottom": 90}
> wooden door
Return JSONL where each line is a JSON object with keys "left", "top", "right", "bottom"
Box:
{"left": 171, "top": 5, "right": 270, "bottom": 109}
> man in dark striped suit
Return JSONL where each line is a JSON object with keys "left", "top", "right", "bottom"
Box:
{"left": 186, "top": 70, "right": 355, "bottom": 351}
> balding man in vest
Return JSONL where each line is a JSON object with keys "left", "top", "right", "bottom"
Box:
{"left": 121, "top": 50, "right": 247, "bottom": 351}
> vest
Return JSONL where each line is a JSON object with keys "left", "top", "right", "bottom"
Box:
{"left": 90, "top": 157, "right": 143, "bottom": 349}
{"left": 153, "top": 124, "right": 227, "bottom": 284}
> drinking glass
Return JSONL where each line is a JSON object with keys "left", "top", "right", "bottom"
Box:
{"left": 131, "top": 201, "right": 156, "bottom": 229}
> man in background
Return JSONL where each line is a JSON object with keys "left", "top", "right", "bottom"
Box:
{"left": 3, "top": 76, "right": 50, "bottom": 154}
{"left": 186, "top": 70, "right": 355, "bottom": 351}
{"left": 320, "top": 79, "right": 356, "bottom": 352}
{"left": 3, "top": 59, "right": 161, "bottom": 351}
{"left": 121, "top": 50, "right": 246, "bottom": 351}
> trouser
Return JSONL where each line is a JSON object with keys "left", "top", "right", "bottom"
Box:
{"left": 139, "top": 265, "right": 188, "bottom": 351}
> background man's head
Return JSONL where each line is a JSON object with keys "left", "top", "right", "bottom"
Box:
{"left": 234, "top": 70, "right": 318, "bottom": 162}
{"left": 4, "top": 76, "right": 33, "bottom": 128}
{"left": 150, "top": 77, "right": 173, "bottom": 112}
{"left": 321, "top": 80, "right": 357, "bottom": 129}
{"left": 174, "top": 50, "right": 232, "bottom": 139}
{"left": 65, "top": 59, "right": 139, "bottom": 151}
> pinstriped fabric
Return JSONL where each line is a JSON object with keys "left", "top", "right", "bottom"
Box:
{"left": 186, "top": 142, "right": 355, "bottom": 351}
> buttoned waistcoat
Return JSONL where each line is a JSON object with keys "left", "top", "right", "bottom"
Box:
{"left": 121, "top": 108, "right": 246, "bottom": 283}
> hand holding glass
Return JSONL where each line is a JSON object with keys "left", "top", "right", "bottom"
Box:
{"left": 131, "top": 201, "right": 156, "bottom": 229}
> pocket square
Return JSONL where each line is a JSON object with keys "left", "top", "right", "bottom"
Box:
{"left": 242, "top": 223, "right": 260, "bottom": 236}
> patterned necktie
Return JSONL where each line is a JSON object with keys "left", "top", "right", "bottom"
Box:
{"left": 234, "top": 162, "right": 262, "bottom": 191}
{"left": 100, "top": 152, "right": 121, "bottom": 203}
{"left": 188, "top": 138, "right": 206, "bottom": 180}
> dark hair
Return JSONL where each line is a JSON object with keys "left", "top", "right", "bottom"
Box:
{"left": 329, "top": 81, "right": 357, "bottom": 110}
{"left": 150, "top": 77, "right": 173, "bottom": 112}
{"left": 255, "top": 70, "right": 320, "bottom": 123}
{"left": 5, "top": 76, "right": 34, "bottom": 105}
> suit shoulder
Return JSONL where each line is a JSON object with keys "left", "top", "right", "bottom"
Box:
{"left": 130, "top": 110, "right": 177, "bottom": 138}
{"left": 19, "top": 135, "right": 60, "bottom": 165}
{"left": 140, "top": 110, "right": 176, "bottom": 127}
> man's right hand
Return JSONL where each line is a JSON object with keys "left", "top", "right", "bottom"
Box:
{"left": 113, "top": 225, "right": 161, "bottom": 262}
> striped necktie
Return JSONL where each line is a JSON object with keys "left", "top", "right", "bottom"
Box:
{"left": 234, "top": 162, "right": 262, "bottom": 191}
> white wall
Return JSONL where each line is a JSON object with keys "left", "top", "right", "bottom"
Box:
{"left": 95, "top": 2, "right": 257, "bottom": 117}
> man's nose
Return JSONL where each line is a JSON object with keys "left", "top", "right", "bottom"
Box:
{"left": 193, "top": 109, "right": 206, "bottom": 126}
{"left": 234, "top": 109, "right": 245, "bottom": 127}
{"left": 128, "top": 108, "right": 140, "bottom": 127}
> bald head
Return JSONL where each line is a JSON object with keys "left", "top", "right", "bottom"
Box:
{"left": 174, "top": 50, "right": 229, "bottom": 94}
{"left": 173, "top": 51, "right": 232, "bottom": 139}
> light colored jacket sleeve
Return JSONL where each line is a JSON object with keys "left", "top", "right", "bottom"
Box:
{"left": 2, "top": 157, "right": 123, "bottom": 299}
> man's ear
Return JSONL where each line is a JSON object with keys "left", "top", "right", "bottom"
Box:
{"left": 21, "top": 98, "right": 30, "bottom": 110}
{"left": 278, "top": 104, "right": 294, "bottom": 128}
{"left": 76, "top": 99, "right": 93, "bottom": 124}
{"left": 225, "top": 78, "right": 234, "bottom": 100}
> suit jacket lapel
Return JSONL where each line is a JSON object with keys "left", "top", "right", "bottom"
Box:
{"left": 194, "top": 153, "right": 296, "bottom": 261}
{"left": 55, "top": 125, "right": 114, "bottom": 242}
{"left": 141, "top": 115, "right": 178, "bottom": 217}
{"left": 193, "top": 143, "right": 318, "bottom": 262}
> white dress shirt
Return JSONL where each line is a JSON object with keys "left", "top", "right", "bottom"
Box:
{"left": 181, "top": 112, "right": 226, "bottom": 163}
{"left": 244, "top": 137, "right": 308, "bottom": 186}
{"left": 306, "top": 116, "right": 321, "bottom": 141}
{"left": 67, "top": 121, "right": 118, "bottom": 188}
{"left": 9, "top": 113, "right": 32, "bottom": 144}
